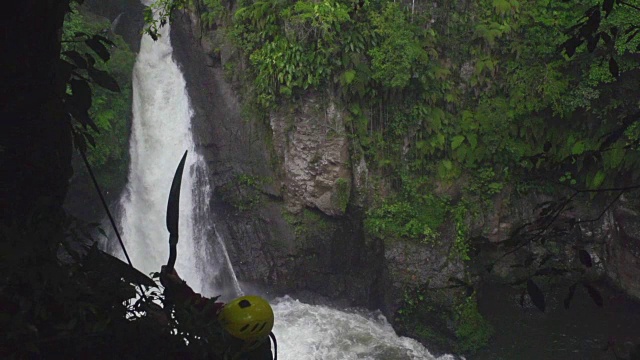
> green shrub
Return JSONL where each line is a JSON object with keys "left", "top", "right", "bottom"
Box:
{"left": 454, "top": 294, "right": 494, "bottom": 353}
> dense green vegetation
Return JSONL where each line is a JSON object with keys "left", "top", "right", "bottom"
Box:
{"left": 210, "top": 0, "right": 640, "bottom": 191}
{"left": 193, "top": 0, "right": 640, "bottom": 260}
{"left": 62, "top": 4, "right": 135, "bottom": 192}
{"left": 47, "top": 0, "right": 639, "bottom": 356}
{"left": 185, "top": 0, "right": 640, "bottom": 353}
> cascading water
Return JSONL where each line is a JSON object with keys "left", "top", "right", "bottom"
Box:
{"left": 114, "top": 4, "right": 213, "bottom": 294}
{"left": 114, "top": 2, "right": 455, "bottom": 359}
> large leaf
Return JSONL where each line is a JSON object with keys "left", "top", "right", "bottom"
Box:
{"left": 63, "top": 50, "right": 88, "bottom": 69}
{"left": 88, "top": 67, "right": 121, "bottom": 92}
{"left": 85, "top": 37, "right": 111, "bottom": 62}
{"left": 93, "top": 34, "right": 116, "bottom": 47}
{"left": 590, "top": 170, "right": 606, "bottom": 189}
{"left": 609, "top": 57, "right": 619, "bottom": 78}
{"left": 583, "top": 283, "right": 603, "bottom": 307}
{"left": 451, "top": 135, "right": 465, "bottom": 150}
{"left": 602, "top": 0, "right": 614, "bottom": 18}
{"left": 527, "top": 278, "right": 546, "bottom": 312}
{"left": 343, "top": 70, "right": 356, "bottom": 85}
{"left": 70, "top": 79, "right": 92, "bottom": 112}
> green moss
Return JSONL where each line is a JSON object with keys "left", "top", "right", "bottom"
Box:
{"left": 454, "top": 294, "right": 494, "bottom": 354}
{"left": 217, "top": 173, "right": 268, "bottom": 212}
{"left": 335, "top": 178, "right": 350, "bottom": 213}
{"left": 364, "top": 179, "right": 448, "bottom": 245}
{"left": 281, "top": 208, "right": 333, "bottom": 241}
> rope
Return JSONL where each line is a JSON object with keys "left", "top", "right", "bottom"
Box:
{"left": 80, "top": 150, "right": 134, "bottom": 267}
{"left": 79, "top": 149, "right": 148, "bottom": 301}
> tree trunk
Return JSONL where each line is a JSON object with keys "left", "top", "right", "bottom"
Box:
{"left": 1, "top": 1, "right": 72, "bottom": 241}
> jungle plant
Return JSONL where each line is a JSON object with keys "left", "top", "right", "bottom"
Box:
{"left": 453, "top": 293, "right": 494, "bottom": 354}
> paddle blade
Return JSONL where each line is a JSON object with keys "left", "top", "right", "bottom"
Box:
{"left": 166, "top": 151, "right": 188, "bottom": 235}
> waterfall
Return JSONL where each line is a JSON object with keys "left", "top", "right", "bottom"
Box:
{"left": 112, "top": 2, "right": 455, "bottom": 359}
{"left": 114, "top": 9, "right": 213, "bottom": 294}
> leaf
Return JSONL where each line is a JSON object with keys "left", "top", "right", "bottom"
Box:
{"left": 93, "top": 34, "right": 116, "bottom": 47}
{"left": 68, "top": 107, "right": 99, "bottom": 132}
{"left": 564, "top": 283, "right": 578, "bottom": 309}
{"left": 591, "top": 170, "right": 606, "bottom": 189}
{"left": 562, "top": 36, "right": 581, "bottom": 57}
{"left": 578, "top": 249, "right": 593, "bottom": 267}
{"left": 88, "top": 67, "right": 121, "bottom": 92}
{"left": 609, "top": 57, "right": 619, "bottom": 78}
{"left": 451, "top": 135, "right": 465, "bottom": 150}
{"left": 602, "top": 0, "right": 614, "bottom": 18}
{"left": 70, "top": 79, "right": 92, "bottom": 112}
{"left": 62, "top": 51, "right": 88, "bottom": 69}
{"left": 626, "top": 29, "right": 640, "bottom": 44}
{"left": 583, "top": 283, "right": 603, "bottom": 307}
{"left": 85, "top": 132, "right": 96, "bottom": 148}
{"left": 85, "top": 37, "right": 111, "bottom": 62}
{"left": 467, "top": 133, "right": 478, "bottom": 149}
{"left": 527, "top": 278, "right": 546, "bottom": 312}
{"left": 583, "top": 8, "right": 601, "bottom": 37}
{"left": 571, "top": 141, "right": 585, "bottom": 155}
{"left": 343, "top": 69, "right": 356, "bottom": 85}
{"left": 85, "top": 52, "right": 96, "bottom": 67}
{"left": 58, "top": 59, "right": 76, "bottom": 82}
{"left": 587, "top": 34, "right": 600, "bottom": 52}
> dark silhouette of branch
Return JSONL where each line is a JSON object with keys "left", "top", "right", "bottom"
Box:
{"left": 573, "top": 191, "right": 624, "bottom": 225}
{"left": 619, "top": 1, "right": 640, "bottom": 12}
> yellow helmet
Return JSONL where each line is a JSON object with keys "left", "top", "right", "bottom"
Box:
{"left": 218, "top": 295, "right": 274, "bottom": 341}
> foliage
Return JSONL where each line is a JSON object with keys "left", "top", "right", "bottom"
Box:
{"left": 453, "top": 293, "right": 494, "bottom": 354}
{"left": 451, "top": 202, "right": 471, "bottom": 261}
{"left": 334, "top": 177, "right": 350, "bottom": 213}
{"left": 62, "top": 5, "right": 136, "bottom": 191}
{"left": 0, "top": 214, "right": 189, "bottom": 359}
{"left": 368, "top": 2, "right": 435, "bottom": 88}
{"left": 201, "top": 0, "right": 228, "bottom": 28}
{"left": 217, "top": 173, "right": 269, "bottom": 212}
{"left": 364, "top": 177, "right": 447, "bottom": 245}
{"left": 143, "top": 0, "right": 189, "bottom": 40}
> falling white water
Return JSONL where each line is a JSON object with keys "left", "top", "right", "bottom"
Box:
{"left": 114, "top": 1, "right": 455, "bottom": 358}
{"left": 115, "top": 9, "right": 210, "bottom": 293}
{"left": 272, "top": 297, "right": 456, "bottom": 360}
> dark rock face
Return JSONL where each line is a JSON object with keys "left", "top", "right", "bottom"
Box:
{"left": 608, "top": 203, "right": 640, "bottom": 299}
{"left": 83, "top": 0, "right": 146, "bottom": 53}
{"left": 468, "top": 185, "right": 640, "bottom": 303}
{"left": 169, "top": 12, "right": 385, "bottom": 309}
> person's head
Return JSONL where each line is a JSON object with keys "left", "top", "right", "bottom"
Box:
{"left": 218, "top": 295, "right": 274, "bottom": 347}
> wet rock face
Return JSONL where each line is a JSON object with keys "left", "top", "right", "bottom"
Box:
{"left": 608, "top": 205, "right": 640, "bottom": 299}
{"left": 383, "top": 230, "right": 465, "bottom": 312}
{"left": 83, "top": 0, "right": 145, "bottom": 53}
{"left": 468, "top": 185, "right": 640, "bottom": 301}
{"left": 270, "top": 98, "right": 352, "bottom": 217}
{"left": 170, "top": 13, "right": 383, "bottom": 308}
